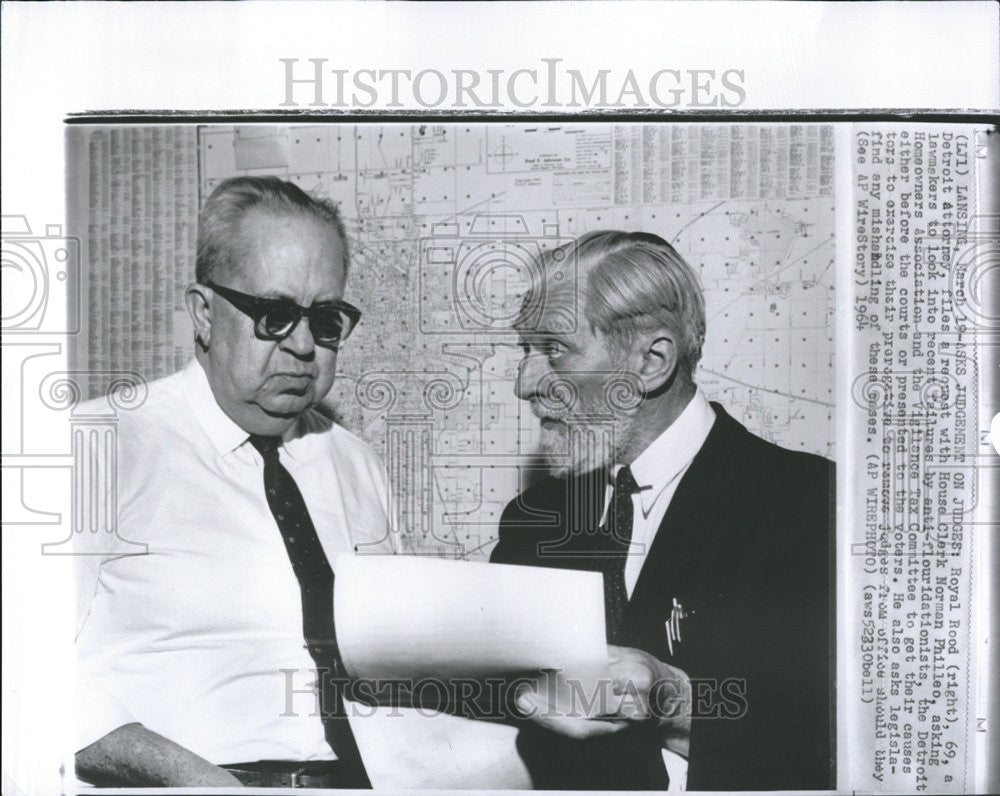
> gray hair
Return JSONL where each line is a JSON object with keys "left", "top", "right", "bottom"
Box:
{"left": 526, "top": 230, "right": 706, "bottom": 380}
{"left": 195, "top": 176, "right": 348, "bottom": 284}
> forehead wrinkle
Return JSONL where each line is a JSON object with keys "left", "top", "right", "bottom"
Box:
{"left": 537, "top": 301, "right": 579, "bottom": 336}
{"left": 254, "top": 289, "right": 300, "bottom": 302}
{"left": 229, "top": 209, "right": 346, "bottom": 301}
{"left": 516, "top": 249, "right": 592, "bottom": 336}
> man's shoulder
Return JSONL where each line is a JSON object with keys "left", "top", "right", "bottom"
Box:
{"left": 708, "top": 402, "right": 833, "bottom": 482}
{"left": 299, "top": 406, "right": 385, "bottom": 469}
{"left": 738, "top": 429, "right": 833, "bottom": 480}
{"left": 700, "top": 404, "right": 834, "bottom": 555}
{"left": 500, "top": 475, "right": 568, "bottom": 521}
{"left": 492, "top": 473, "right": 582, "bottom": 564}
{"left": 75, "top": 369, "right": 188, "bottom": 440}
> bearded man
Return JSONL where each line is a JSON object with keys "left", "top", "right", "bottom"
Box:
{"left": 490, "top": 231, "right": 834, "bottom": 791}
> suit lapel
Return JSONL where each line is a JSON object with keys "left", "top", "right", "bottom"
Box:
{"left": 624, "top": 405, "right": 744, "bottom": 649}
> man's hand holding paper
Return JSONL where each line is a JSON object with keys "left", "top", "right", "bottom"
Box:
{"left": 514, "top": 644, "right": 692, "bottom": 756}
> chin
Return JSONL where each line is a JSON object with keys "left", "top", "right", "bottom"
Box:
{"left": 538, "top": 424, "right": 610, "bottom": 477}
{"left": 233, "top": 409, "right": 297, "bottom": 438}
{"left": 260, "top": 392, "right": 315, "bottom": 417}
{"left": 239, "top": 402, "right": 311, "bottom": 438}
{"left": 538, "top": 416, "right": 634, "bottom": 476}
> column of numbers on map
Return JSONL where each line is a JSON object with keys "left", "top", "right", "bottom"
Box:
{"left": 197, "top": 123, "right": 836, "bottom": 559}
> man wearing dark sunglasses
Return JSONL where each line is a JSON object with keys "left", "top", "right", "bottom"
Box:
{"left": 185, "top": 185, "right": 361, "bottom": 437}
{"left": 75, "top": 177, "right": 392, "bottom": 788}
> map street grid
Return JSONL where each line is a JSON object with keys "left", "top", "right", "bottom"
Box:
{"left": 71, "top": 122, "right": 836, "bottom": 560}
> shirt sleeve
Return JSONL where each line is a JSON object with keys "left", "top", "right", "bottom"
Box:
{"left": 73, "top": 413, "right": 145, "bottom": 751}
{"left": 661, "top": 749, "right": 688, "bottom": 791}
{"left": 75, "top": 677, "right": 140, "bottom": 752}
{"left": 75, "top": 555, "right": 143, "bottom": 751}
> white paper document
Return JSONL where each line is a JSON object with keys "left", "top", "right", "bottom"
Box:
{"left": 334, "top": 554, "right": 610, "bottom": 701}
{"left": 333, "top": 555, "right": 611, "bottom": 788}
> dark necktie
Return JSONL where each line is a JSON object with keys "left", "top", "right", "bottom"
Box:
{"left": 601, "top": 465, "right": 640, "bottom": 643}
{"left": 248, "top": 435, "right": 370, "bottom": 787}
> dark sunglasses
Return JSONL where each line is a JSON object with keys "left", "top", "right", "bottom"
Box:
{"left": 206, "top": 281, "right": 362, "bottom": 349}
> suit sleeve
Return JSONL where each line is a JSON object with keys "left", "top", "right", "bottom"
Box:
{"left": 490, "top": 490, "right": 557, "bottom": 566}
{"left": 489, "top": 499, "right": 522, "bottom": 565}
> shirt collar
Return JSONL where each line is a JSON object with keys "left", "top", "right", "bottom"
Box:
{"left": 181, "top": 359, "right": 258, "bottom": 458}
{"left": 182, "top": 359, "right": 314, "bottom": 460}
{"left": 621, "top": 389, "right": 717, "bottom": 516}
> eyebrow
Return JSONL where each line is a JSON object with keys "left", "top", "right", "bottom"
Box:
{"left": 530, "top": 320, "right": 579, "bottom": 335}
{"left": 518, "top": 331, "right": 576, "bottom": 349}
{"left": 254, "top": 290, "right": 341, "bottom": 307}
{"left": 255, "top": 291, "right": 298, "bottom": 302}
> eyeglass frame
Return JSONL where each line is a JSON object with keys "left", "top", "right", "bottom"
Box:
{"left": 204, "top": 280, "right": 362, "bottom": 349}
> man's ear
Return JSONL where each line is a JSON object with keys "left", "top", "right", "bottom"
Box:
{"left": 184, "top": 283, "right": 213, "bottom": 350}
{"left": 632, "top": 328, "right": 679, "bottom": 393}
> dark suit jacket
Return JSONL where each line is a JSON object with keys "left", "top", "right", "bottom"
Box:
{"left": 490, "top": 403, "right": 834, "bottom": 791}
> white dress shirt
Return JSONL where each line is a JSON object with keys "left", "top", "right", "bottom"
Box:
{"left": 600, "top": 389, "right": 716, "bottom": 790}
{"left": 75, "top": 359, "right": 395, "bottom": 765}
{"left": 601, "top": 389, "right": 716, "bottom": 599}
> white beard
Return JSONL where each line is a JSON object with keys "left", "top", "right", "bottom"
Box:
{"left": 537, "top": 411, "right": 638, "bottom": 477}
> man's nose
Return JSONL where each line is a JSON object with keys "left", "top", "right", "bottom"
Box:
{"left": 515, "top": 354, "right": 545, "bottom": 401}
{"left": 280, "top": 316, "right": 316, "bottom": 358}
